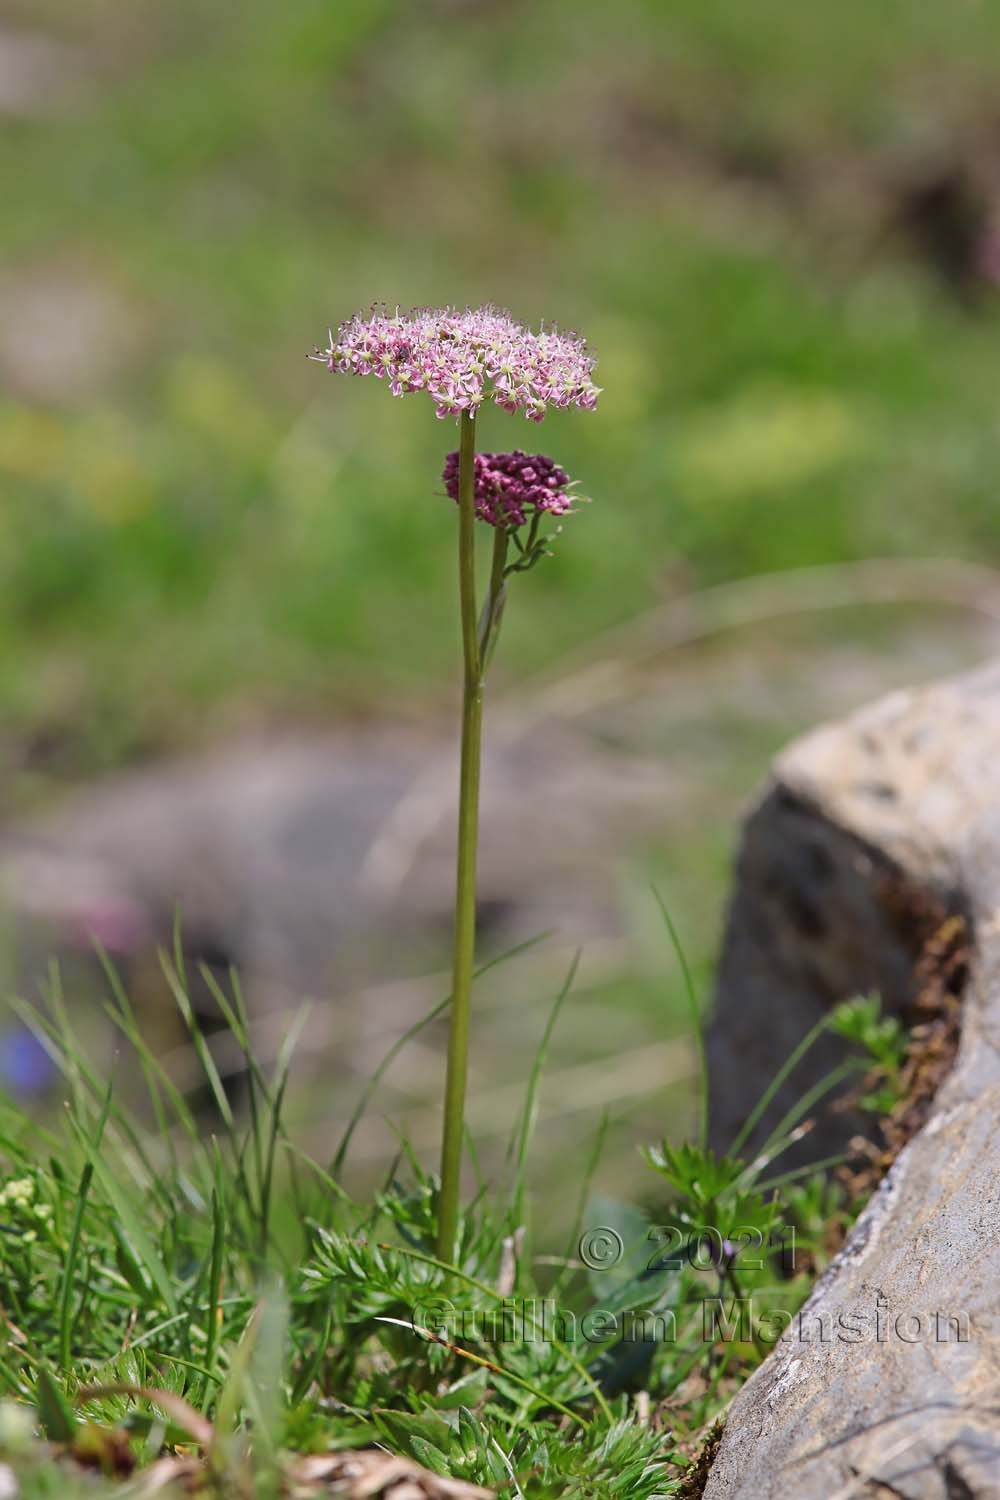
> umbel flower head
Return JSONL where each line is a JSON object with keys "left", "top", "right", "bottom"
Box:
{"left": 443, "top": 449, "right": 575, "bottom": 529}
{"left": 312, "top": 303, "right": 600, "bottom": 421}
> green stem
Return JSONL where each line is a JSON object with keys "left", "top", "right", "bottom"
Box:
{"left": 478, "top": 525, "right": 509, "bottom": 669}
{"left": 455, "top": 410, "right": 481, "bottom": 688}
{"left": 437, "top": 409, "right": 482, "bottom": 1262}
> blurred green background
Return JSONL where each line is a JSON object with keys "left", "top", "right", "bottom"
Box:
{"left": 3, "top": 0, "right": 1000, "bottom": 1215}
{"left": 4, "top": 0, "right": 1000, "bottom": 786}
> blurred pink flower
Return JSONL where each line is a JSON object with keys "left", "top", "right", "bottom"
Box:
{"left": 68, "top": 894, "right": 150, "bottom": 954}
{"left": 312, "top": 304, "right": 600, "bottom": 421}
{"left": 443, "top": 449, "right": 575, "bottom": 528}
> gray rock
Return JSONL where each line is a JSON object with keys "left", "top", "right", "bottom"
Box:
{"left": 704, "top": 660, "right": 1000, "bottom": 1498}
{"left": 0, "top": 721, "right": 676, "bottom": 1014}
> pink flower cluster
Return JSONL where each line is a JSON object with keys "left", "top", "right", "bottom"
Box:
{"left": 443, "top": 449, "right": 574, "bottom": 529}
{"left": 313, "top": 304, "right": 599, "bottom": 421}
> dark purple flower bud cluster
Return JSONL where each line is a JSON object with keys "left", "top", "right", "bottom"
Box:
{"left": 443, "top": 449, "right": 574, "bottom": 529}
{"left": 313, "top": 304, "right": 599, "bottom": 421}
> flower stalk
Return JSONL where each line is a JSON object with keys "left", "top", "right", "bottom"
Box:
{"left": 437, "top": 415, "right": 516, "bottom": 1261}
{"left": 437, "top": 409, "right": 485, "bottom": 1261}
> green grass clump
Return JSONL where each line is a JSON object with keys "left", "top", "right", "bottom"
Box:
{"left": 0, "top": 947, "right": 891, "bottom": 1496}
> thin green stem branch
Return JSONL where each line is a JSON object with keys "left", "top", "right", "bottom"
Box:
{"left": 478, "top": 525, "right": 509, "bottom": 669}
{"left": 438, "top": 409, "right": 482, "bottom": 1262}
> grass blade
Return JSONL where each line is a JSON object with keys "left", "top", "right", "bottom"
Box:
{"left": 331, "top": 932, "right": 552, "bottom": 1178}
{"left": 550, "top": 1107, "right": 611, "bottom": 1301}
{"left": 57, "top": 1161, "right": 94, "bottom": 1375}
{"left": 158, "top": 950, "right": 233, "bottom": 1129}
{"left": 511, "top": 951, "right": 580, "bottom": 1230}
{"left": 652, "top": 887, "right": 709, "bottom": 1148}
{"left": 730, "top": 1012, "right": 832, "bottom": 1158}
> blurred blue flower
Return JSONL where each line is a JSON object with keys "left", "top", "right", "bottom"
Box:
{"left": 0, "top": 1029, "right": 54, "bottom": 1096}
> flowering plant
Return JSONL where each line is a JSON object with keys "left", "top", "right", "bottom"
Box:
{"left": 314, "top": 305, "right": 598, "bottom": 1259}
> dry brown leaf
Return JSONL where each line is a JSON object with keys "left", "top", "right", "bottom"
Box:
{"left": 288, "top": 1448, "right": 494, "bottom": 1499}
